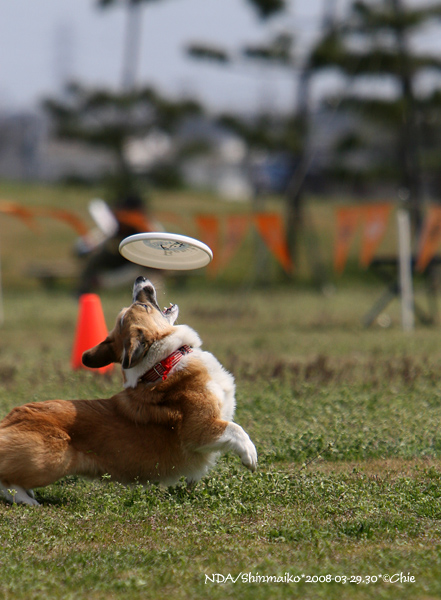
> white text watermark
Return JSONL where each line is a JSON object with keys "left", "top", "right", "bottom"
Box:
{"left": 205, "top": 572, "right": 415, "bottom": 585}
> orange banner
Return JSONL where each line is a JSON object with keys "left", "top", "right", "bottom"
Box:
{"left": 219, "top": 215, "right": 251, "bottom": 271}
{"left": 359, "top": 204, "right": 392, "bottom": 268}
{"left": 334, "top": 207, "right": 360, "bottom": 274}
{"left": 416, "top": 206, "right": 441, "bottom": 272}
{"left": 0, "top": 201, "right": 89, "bottom": 235}
{"left": 35, "top": 208, "right": 89, "bottom": 235}
{"left": 0, "top": 201, "right": 40, "bottom": 231}
{"left": 196, "top": 215, "right": 220, "bottom": 275}
{"left": 156, "top": 211, "right": 197, "bottom": 237}
{"left": 254, "top": 213, "right": 293, "bottom": 274}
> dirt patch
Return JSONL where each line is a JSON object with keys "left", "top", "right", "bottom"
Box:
{"left": 293, "top": 457, "right": 441, "bottom": 478}
{"left": 227, "top": 353, "right": 434, "bottom": 386}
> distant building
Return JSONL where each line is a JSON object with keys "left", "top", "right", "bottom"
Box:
{"left": 0, "top": 112, "right": 42, "bottom": 180}
{"left": 0, "top": 110, "right": 114, "bottom": 183}
{"left": 0, "top": 106, "right": 396, "bottom": 199}
{"left": 177, "top": 116, "right": 252, "bottom": 201}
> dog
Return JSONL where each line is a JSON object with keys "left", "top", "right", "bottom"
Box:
{"left": 0, "top": 277, "right": 257, "bottom": 506}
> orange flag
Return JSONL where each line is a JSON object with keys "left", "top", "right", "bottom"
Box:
{"left": 254, "top": 213, "right": 293, "bottom": 274}
{"left": 0, "top": 201, "right": 39, "bottom": 231}
{"left": 35, "top": 208, "right": 89, "bottom": 235}
{"left": 156, "top": 211, "right": 196, "bottom": 237}
{"left": 334, "top": 207, "right": 360, "bottom": 274}
{"left": 195, "top": 215, "right": 220, "bottom": 275}
{"left": 416, "top": 206, "right": 441, "bottom": 272}
{"left": 0, "top": 202, "right": 89, "bottom": 235}
{"left": 219, "top": 215, "right": 250, "bottom": 271}
{"left": 359, "top": 204, "right": 392, "bottom": 268}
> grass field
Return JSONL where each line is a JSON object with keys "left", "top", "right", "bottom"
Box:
{"left": 1, "top": 184, "right": 441, "bottom": 599}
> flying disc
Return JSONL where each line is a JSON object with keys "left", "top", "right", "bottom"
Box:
{"left": 119, "top": 232, "right": 213, "bottom": 270}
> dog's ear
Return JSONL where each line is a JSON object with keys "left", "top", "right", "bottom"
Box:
{"left": 82, "top": 337, "right": 118, "bottom": 369}
{"left": 122, "top": 330, "right": 148, "bottom": 369}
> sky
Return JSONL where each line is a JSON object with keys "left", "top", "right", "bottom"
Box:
{"left": 0, "top": 0, "right": 348, "bottom": 115}
{"left": 1, "top": 0, "right": 441, "bottom": 117}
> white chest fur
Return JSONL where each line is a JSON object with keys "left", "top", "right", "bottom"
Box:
{"left": 123, "top": 325, "right": 236, "bottom": 423}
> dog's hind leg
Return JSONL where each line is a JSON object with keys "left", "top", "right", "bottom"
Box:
{"left": 0, "top": 481, "right": 40, "bottom": 506}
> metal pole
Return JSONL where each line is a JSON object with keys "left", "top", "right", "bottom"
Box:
{"left": 121, "top": 0, "right": 143, "bottom": 91}
{"left": 322, "top": 0, "right": 338, "bottom": 30}
{"left": 397, "top": 208, "right": 414, "bottom": 331}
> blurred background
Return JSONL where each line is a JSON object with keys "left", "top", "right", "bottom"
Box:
{"left": 4, "top": 4, "right": 441, "bottom": 593}
{"left": 2, "top": 0, "right": 441, "bottom": 327}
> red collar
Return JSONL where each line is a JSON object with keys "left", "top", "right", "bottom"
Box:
{"left": 140, "top": 345, "right": 193, "bottom": 384}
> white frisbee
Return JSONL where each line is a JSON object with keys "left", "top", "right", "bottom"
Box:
{"left": 119, "top": 232, "right": 213, "bottom": 270}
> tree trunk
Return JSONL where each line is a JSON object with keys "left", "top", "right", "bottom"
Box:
{"left": 285, "top": 67, "right": 310, "bottom": 264}
{"left": 391, "top": 0, "right": 423, "bottom": 235}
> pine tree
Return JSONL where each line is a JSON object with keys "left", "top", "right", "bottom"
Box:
{"left": 44, "top": 83, "right": 202, "bottom": 197}
{"left": 310, "top": 0, "right": 441, "bottom": 232}
{"left": 186, "top": 0, "right": 323, "bottom": 266}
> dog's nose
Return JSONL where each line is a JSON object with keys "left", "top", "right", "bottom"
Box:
{"left": 135, "top": 276, "right": 147, "bottom": 285}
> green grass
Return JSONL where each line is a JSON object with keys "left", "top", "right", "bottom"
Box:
{"left": 1, "top": 183, "right": 441, "bottom": 598}
{"left": 1, "top": 284, "right": 441, "bottom": 600}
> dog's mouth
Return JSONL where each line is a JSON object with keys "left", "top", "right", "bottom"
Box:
{"left": 161, "top": 302, "right": 179, "bottom": 324}
{"left": 162, "top": 304, "right": 176, "bottom": 316}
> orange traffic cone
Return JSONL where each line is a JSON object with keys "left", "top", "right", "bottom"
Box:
{"left": 71, "top": 293, "right": 113, "bottom": 374}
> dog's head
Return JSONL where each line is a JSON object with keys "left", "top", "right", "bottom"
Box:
{"left": 82, "top": 277, "right": 179, "bottom": 370}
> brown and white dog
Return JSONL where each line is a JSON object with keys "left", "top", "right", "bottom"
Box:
{"left": 0, "top": 277, "right": 257, "bottom": 506}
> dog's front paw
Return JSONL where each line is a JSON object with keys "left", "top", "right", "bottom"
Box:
{"left": 0, "top": 484, "right": 40, "bottom": 506}
{"left": 241, "top": 439, "right": 258, "bottom": 472}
